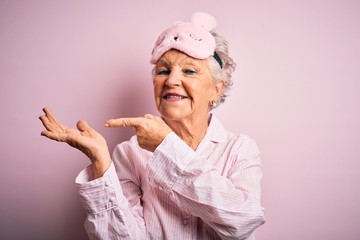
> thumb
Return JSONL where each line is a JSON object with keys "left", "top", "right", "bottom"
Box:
{"left": 77, "top": 120, "right": 92, "bottom": 132}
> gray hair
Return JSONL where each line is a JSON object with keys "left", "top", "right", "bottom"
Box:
{"left": 207, "top": 32, "right": 236, "bottom": 108}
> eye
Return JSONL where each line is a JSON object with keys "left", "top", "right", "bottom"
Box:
{"left": 156, "top": 69, "right": 170, "bottom": 75}
{"left": 184, "top": 69, "right": 196, "bottom": 75}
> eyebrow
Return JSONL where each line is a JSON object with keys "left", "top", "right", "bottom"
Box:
{"left": 155, "top": 59, "right": 169, "bottom": 68}
{"left": 183, "top": 59, "right": 199, "bottom": 66}
{"left": 155, "top": 55, "right": 204, "bottom": 70}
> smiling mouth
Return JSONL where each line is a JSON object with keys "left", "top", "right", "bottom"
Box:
{"left": 163, "top": 95, "right": 187, "bottom": 99}
{"left": 162, "top": 93, "right": 188, "bottom": 100}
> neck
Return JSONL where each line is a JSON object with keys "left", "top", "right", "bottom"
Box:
{"left": 165, "top": 114, "right": 210, "bottom": 150}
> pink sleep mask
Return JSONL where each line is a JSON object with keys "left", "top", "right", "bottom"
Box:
{"left": 150, "top": 12, "right": 218, "bottom": 65}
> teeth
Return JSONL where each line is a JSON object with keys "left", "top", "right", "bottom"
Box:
{"left": 165, "top": 95, "right": 185, "bottom": 99}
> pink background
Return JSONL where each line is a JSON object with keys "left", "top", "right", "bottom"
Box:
{"left": 1, "top": 1, "right": 359, "bottom": 239}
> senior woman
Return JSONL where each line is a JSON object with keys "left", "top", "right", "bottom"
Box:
{"left": 39, "top": 12, "right": 265, "bottom": 240}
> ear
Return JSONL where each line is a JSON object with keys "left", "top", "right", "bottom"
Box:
{"left": 214, "top": 80, "right": 225, "bottom": 99}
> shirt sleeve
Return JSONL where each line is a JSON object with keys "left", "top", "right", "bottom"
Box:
{"left": 146, "top": 132, "right": 265, "bottom": 240}
{"left": 75, "top": 161, "right": 146, "bottom": 240}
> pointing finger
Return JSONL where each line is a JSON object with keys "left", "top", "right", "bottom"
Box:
{"left": 105, "top": 117, "right": 145, "bottom": 128}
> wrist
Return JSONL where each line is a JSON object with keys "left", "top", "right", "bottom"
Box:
{"left": 92, "top": 157, "right": 112, "bottom": 179}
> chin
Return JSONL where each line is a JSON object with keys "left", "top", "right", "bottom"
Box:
{"left": 160, "top": 109, "right": 189, "bottom": 121}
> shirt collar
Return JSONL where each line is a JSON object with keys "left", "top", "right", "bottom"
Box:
{"left": 207, "top": 114, "right": 227, "bottom": 143}
{"left": 195, "top": 114, "right": 227, "bottom": 153}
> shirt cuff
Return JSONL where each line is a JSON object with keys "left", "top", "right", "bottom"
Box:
{"left": 146, "top": 132, "right": 196, "bottom": 192}
{"left": 75, "top": 163, "right": 127, "bottom": 214}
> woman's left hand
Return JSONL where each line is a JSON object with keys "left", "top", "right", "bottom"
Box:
{"left": 105, "top": 114, "right": 172, "bottom": 152}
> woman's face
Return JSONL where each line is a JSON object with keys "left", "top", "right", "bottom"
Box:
{"left": 153, "top": 50, "right": 223, "bottom": 122}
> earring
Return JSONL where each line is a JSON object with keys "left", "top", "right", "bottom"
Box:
{"left": 210, "top": 100, "right": 217, "bottom": 108}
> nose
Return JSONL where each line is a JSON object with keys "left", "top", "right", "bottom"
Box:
{"left": 165, "top": 69, "right": 182, "bottom": 87}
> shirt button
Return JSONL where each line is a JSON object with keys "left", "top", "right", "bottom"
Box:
{"left": 109, "top": 197, "right": 115, "bottom": 203}
{"left": 183, "top": 219, "right": 189, "bottom": 225}
{"left": 105, "top": 181, "right": 110, "bottom": 187}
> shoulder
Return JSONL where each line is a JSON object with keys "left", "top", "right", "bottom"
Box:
{"left": 214, "top": 119, "right": 260, "bottom": 161}
{"left": 212, "top": 115, "right": 260, "bottom": 154}
{"left": 231, "top": 134, "right": 260, "bottom": 157}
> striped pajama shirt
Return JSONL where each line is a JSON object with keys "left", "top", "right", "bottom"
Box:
{"left": 76, "top": 115, "right": 265, "bottom": 239}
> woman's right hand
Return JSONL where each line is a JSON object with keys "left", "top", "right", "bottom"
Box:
{"left": 39, "top": 107, "right": 112, "bottom": 178}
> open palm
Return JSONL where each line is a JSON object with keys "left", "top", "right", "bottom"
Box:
{"left": 39, "top": 107, "right": 111, "bottom": 165}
